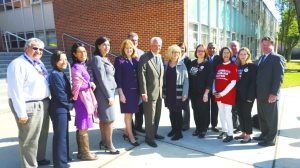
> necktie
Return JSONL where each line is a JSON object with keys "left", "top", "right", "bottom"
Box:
{"left": 259, "top": 55, "right": 266, "bottom": 65}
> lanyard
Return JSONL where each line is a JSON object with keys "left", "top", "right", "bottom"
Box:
{"left": 23, "top": 55, "right": 48, "bottom": 77}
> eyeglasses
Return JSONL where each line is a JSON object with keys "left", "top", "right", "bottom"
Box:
{"left": 32, "top": 47, "right": 44, "bottom": 52}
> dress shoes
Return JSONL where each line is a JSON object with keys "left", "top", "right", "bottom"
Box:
{"left": 198, "top": 132, "right": 206, "bottom": 138}
{"left": 253, "top": 136, "right": 264, "bottom": 141}
{"left": 171, "top": 134, "right": 183, "bottom": 141}
{"left": 182, "top": 127, "right": 190, "bottom": 131}
{"left": 217, "top": 132, "right": 226, "bottom": 139}
{"left": 145, "top": 140, "right": 158, "bottom": 147}
{"left": 167, "top": 130, "right": 175, "bottom": 137}
{"left": 135, "top": 127, "right": 146, "bottom": 133}
{"left": 211, "top": 127, "right": 219, "bottom": 133}
{"left": 192, "top": 130, "right": 200, "bottom": 136}
{"left": 155, "top": 134, "right": 165, "bottom": 140}
{"left": 37, "top": 159, "right": 50, "bottom": 166}
{"left": 258, "top": 141, "right": 275, "bottom": 147}
{"left": 223, "top": 136, "right": 233, "bottom": 143}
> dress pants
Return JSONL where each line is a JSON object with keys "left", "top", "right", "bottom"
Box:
{"left": 257, "top": 99, "right": 278, "bottom": 143}
{"left": 135, "top": 103, "right": 144, "bottom": 129}
{"left": 9, "top": 98, "right": 49, "bottom": 168}
{"left": 169, "top": 109, "right": 183, "bottom": 135}
{"left": 190, "top": 95, "right": 210, "bottom": 133}
{"left": 208, "top": 92, "right": 218, "bottom": 128}
{"left": 50, "top": 113, "right": 69, "bottom": 168}
{"left": 217, "top": 102, "right": 233, "bottom": 136}
{"left": 143, "top": 98, "right": 162, "bottom": 142}
{"left": 182, "top": 99, "right": 190, "bottom": 129}
{"left": 236, "top": 95, "right": 254, "bottom": 134}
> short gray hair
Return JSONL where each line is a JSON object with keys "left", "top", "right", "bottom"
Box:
{"left": 128, "top": 32, "right": 138, "bottom": 39}
{"left": 230, "top": 40, "right": 240, "bottom": 47}
{"left": 150, "top": 37, "right": 162, "bottom": 45}
{"left": 24, "top": 38, "right": 45, "bottom": 49}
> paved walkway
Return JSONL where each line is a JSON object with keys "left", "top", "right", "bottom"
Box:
{"left": 0, "top": 87, "right": 300, "bottom": 168}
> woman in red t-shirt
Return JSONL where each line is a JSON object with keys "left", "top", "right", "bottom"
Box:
{"left": 213, "top": 47, "right": 238, "bottom": 143}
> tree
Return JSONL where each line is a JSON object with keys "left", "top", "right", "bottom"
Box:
{"left": 278, "top": 1, "right": 300, "bottom": 61}
{"left": 294, "top": 0, "right": 300, "bottom": 34}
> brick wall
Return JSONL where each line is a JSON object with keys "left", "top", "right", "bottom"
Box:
{"left": 53, "top": 0, "right": 185, "bottom": 59}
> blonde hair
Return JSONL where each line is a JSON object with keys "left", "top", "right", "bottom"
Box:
{"left": 120, "top": 39, "right": 137, "bottom": 59}
{"left": 166, "top": 44, "right": 182, "bottom": 61}
{"left": 237, "top": 47, "right": 252, "bottom": 65}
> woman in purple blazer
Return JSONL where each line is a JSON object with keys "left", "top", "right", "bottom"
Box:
{"left": 114, "top": 39, "right": 140, "bottom": 146}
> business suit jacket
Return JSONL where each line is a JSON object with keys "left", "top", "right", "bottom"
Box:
{"left": 256, "top": 52, "right": 285, "bottom": 100}
{"left": 48, "top": 69, "right": 73, "bottom": 168}
{"left": 92, "top": 55, "right": 117, "bottom": 121}
{"left": 48, "top": 69, "right": 73, "bottom": 114}
{"left": 138, "top": 51, "right": 164, "bottom": 100}
{"left": 237, "top": 63, "right": 257, "bottom": 101}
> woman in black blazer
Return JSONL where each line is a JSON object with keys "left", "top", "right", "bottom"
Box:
{"left": 234, "top": 47, "right": 257, "bottom": 143}
{"left": 48, "top": 51, "right": 73, "bottom": 168}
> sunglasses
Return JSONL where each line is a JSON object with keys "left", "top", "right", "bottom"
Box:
{"left": 32, "top": 47, "right": 44, "bottom": 52}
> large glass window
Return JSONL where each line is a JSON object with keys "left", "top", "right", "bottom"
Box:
{"left": 210, "top": 0, "right": 217, "bottom": 28}
{"left": 188, "top": 23, "right": 199, "bottom": 56}
{"left": 219, "top": 0, "right": 224, "bottom": 29}
{"left": 17, "top": 32, "right": 25, "bottom": 47}
{"left": 0, "top": 1, "right": 5, "bottom": 12}
{"left": 188, "top": 0, "right": 198, "bottom": 21}
{"left": 200, "top": 0, "right": 208, "bottom": 25}
{"left": 201, "top": 25, "right": 209, "bottom": 45}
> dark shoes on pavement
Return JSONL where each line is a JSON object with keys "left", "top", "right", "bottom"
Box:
{"left": 145, "top": 140, "right": 158, "bottom": 147}
{"left": 198, "top": 132, "right": 206, "bottom": 138}
{"left": 171, "top": 134, "right": 183, "bottom": 141}
{"left": 211, "top": 127, "right": 219, "bottom": 132}
{"left": 155, "top": 134, "right": 165, "bottom": 140}
{"left": 217, "top": 132, "right": 227, "bottom": 139}
{"left": 223, "top": 136, "right": 233, "bottom": 143}
{"left": 37, "top": 159, "right": 50, "bottom": 166}
{"left": 167, "top": 130, "right": 175, "bottom": 137}
{"left": 258, "top": 141, "right": 275, "bottom": 147}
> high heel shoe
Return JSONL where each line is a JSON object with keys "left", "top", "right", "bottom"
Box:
{"left": 128, "top": 139, "right": 140, "bottom": 146}
{"left": 123, "top": 134, "right": 138, "bottom": 140}
{"left": 99, "top": 141, "right": 108, "bottom": 150}
{"left": 105, "top": 148, "right": 120, "bottom": 155}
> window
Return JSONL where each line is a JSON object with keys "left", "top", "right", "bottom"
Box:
{"left": 188, "top": 0, "right": 199, "bottom": 21}
{"left": 201, "top": 25, "right": 209, "bottom": 45}
{"left": 10, "top": 34, "right": 18, "bottom": 48}
{"left": 46, "top": 30, "right": 57, "bottom": 47}
{"left": 188, "top": 23, "right": 199, "bottom": 57}
{"left": 36, "top": 31, "right": 45, "bottom": 42}
{"left": 26, "top": 32, "right": 34, "bottom": 39}
{"left": 5, "top": 0, "right": 13, "bottom": 11}
{"left": 17, "top": 32, "right": 25, "bottom": 47}
{"left": 200, "top": 0, "right": 208, "bottom": 25}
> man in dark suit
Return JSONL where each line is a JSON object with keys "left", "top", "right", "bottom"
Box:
{"left": 254, "top": 36, "right": 285, "bottom": 147}
{"left": 206, "top": 42, "right": 222, "bottom": 132}
{"left": 138, "top": 37, "right": 164, "bottom": 147}
{"left": 128, "top": 32, "right": 146, "bottom": 133}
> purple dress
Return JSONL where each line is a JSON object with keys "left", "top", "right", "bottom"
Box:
{"left": 72, "top": 63, "right": 94, "bottom": 129}
{"left": 114, "top": 57, "right": 139, "bottom": 113}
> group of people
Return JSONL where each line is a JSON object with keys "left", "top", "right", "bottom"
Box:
{"left": 7, "top": 33, "right": 285, "bottom": 168}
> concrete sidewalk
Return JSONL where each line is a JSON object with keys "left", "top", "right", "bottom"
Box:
{"left": 0, "top": 87, "right": 300, "bottom": 168}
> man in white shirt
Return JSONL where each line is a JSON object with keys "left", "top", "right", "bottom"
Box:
{"left": 7, "top": 38, "right": 50, "bottom": 168}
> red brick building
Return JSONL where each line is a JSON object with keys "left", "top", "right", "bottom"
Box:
{"left": 53, "top": 0, "right": 186, "bottom": 57}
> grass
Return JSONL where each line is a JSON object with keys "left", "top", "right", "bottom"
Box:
{"left": 285, "top": 60, "right": 300, "bottom": 70}
{"left": 282, "top": 60, "right": 300, "bottom": 88}
{"left": 282, "top": 72, "right": 300, "bottom": 88}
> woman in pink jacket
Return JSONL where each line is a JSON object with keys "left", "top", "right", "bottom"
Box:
{"left": 71, "top": 42, "right": 98, "bottom": 160}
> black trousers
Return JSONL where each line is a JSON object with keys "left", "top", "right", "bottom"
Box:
{"left": 134, "top": 103, "right": 144, "bottom": 129}
{"left": 236, "top": 96, "right": 254, "bottom": 134}
{"left": 169, "top": 109, "right": 183, "bottom": 135}
{"left": 208, "top": 92, "right": 218, "bottom": 128}
{"left": 190, "top": 95, "right": 210, "bottom": 132}
{"left": 182, "top": 99, "right": 190, "bottom": 129}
